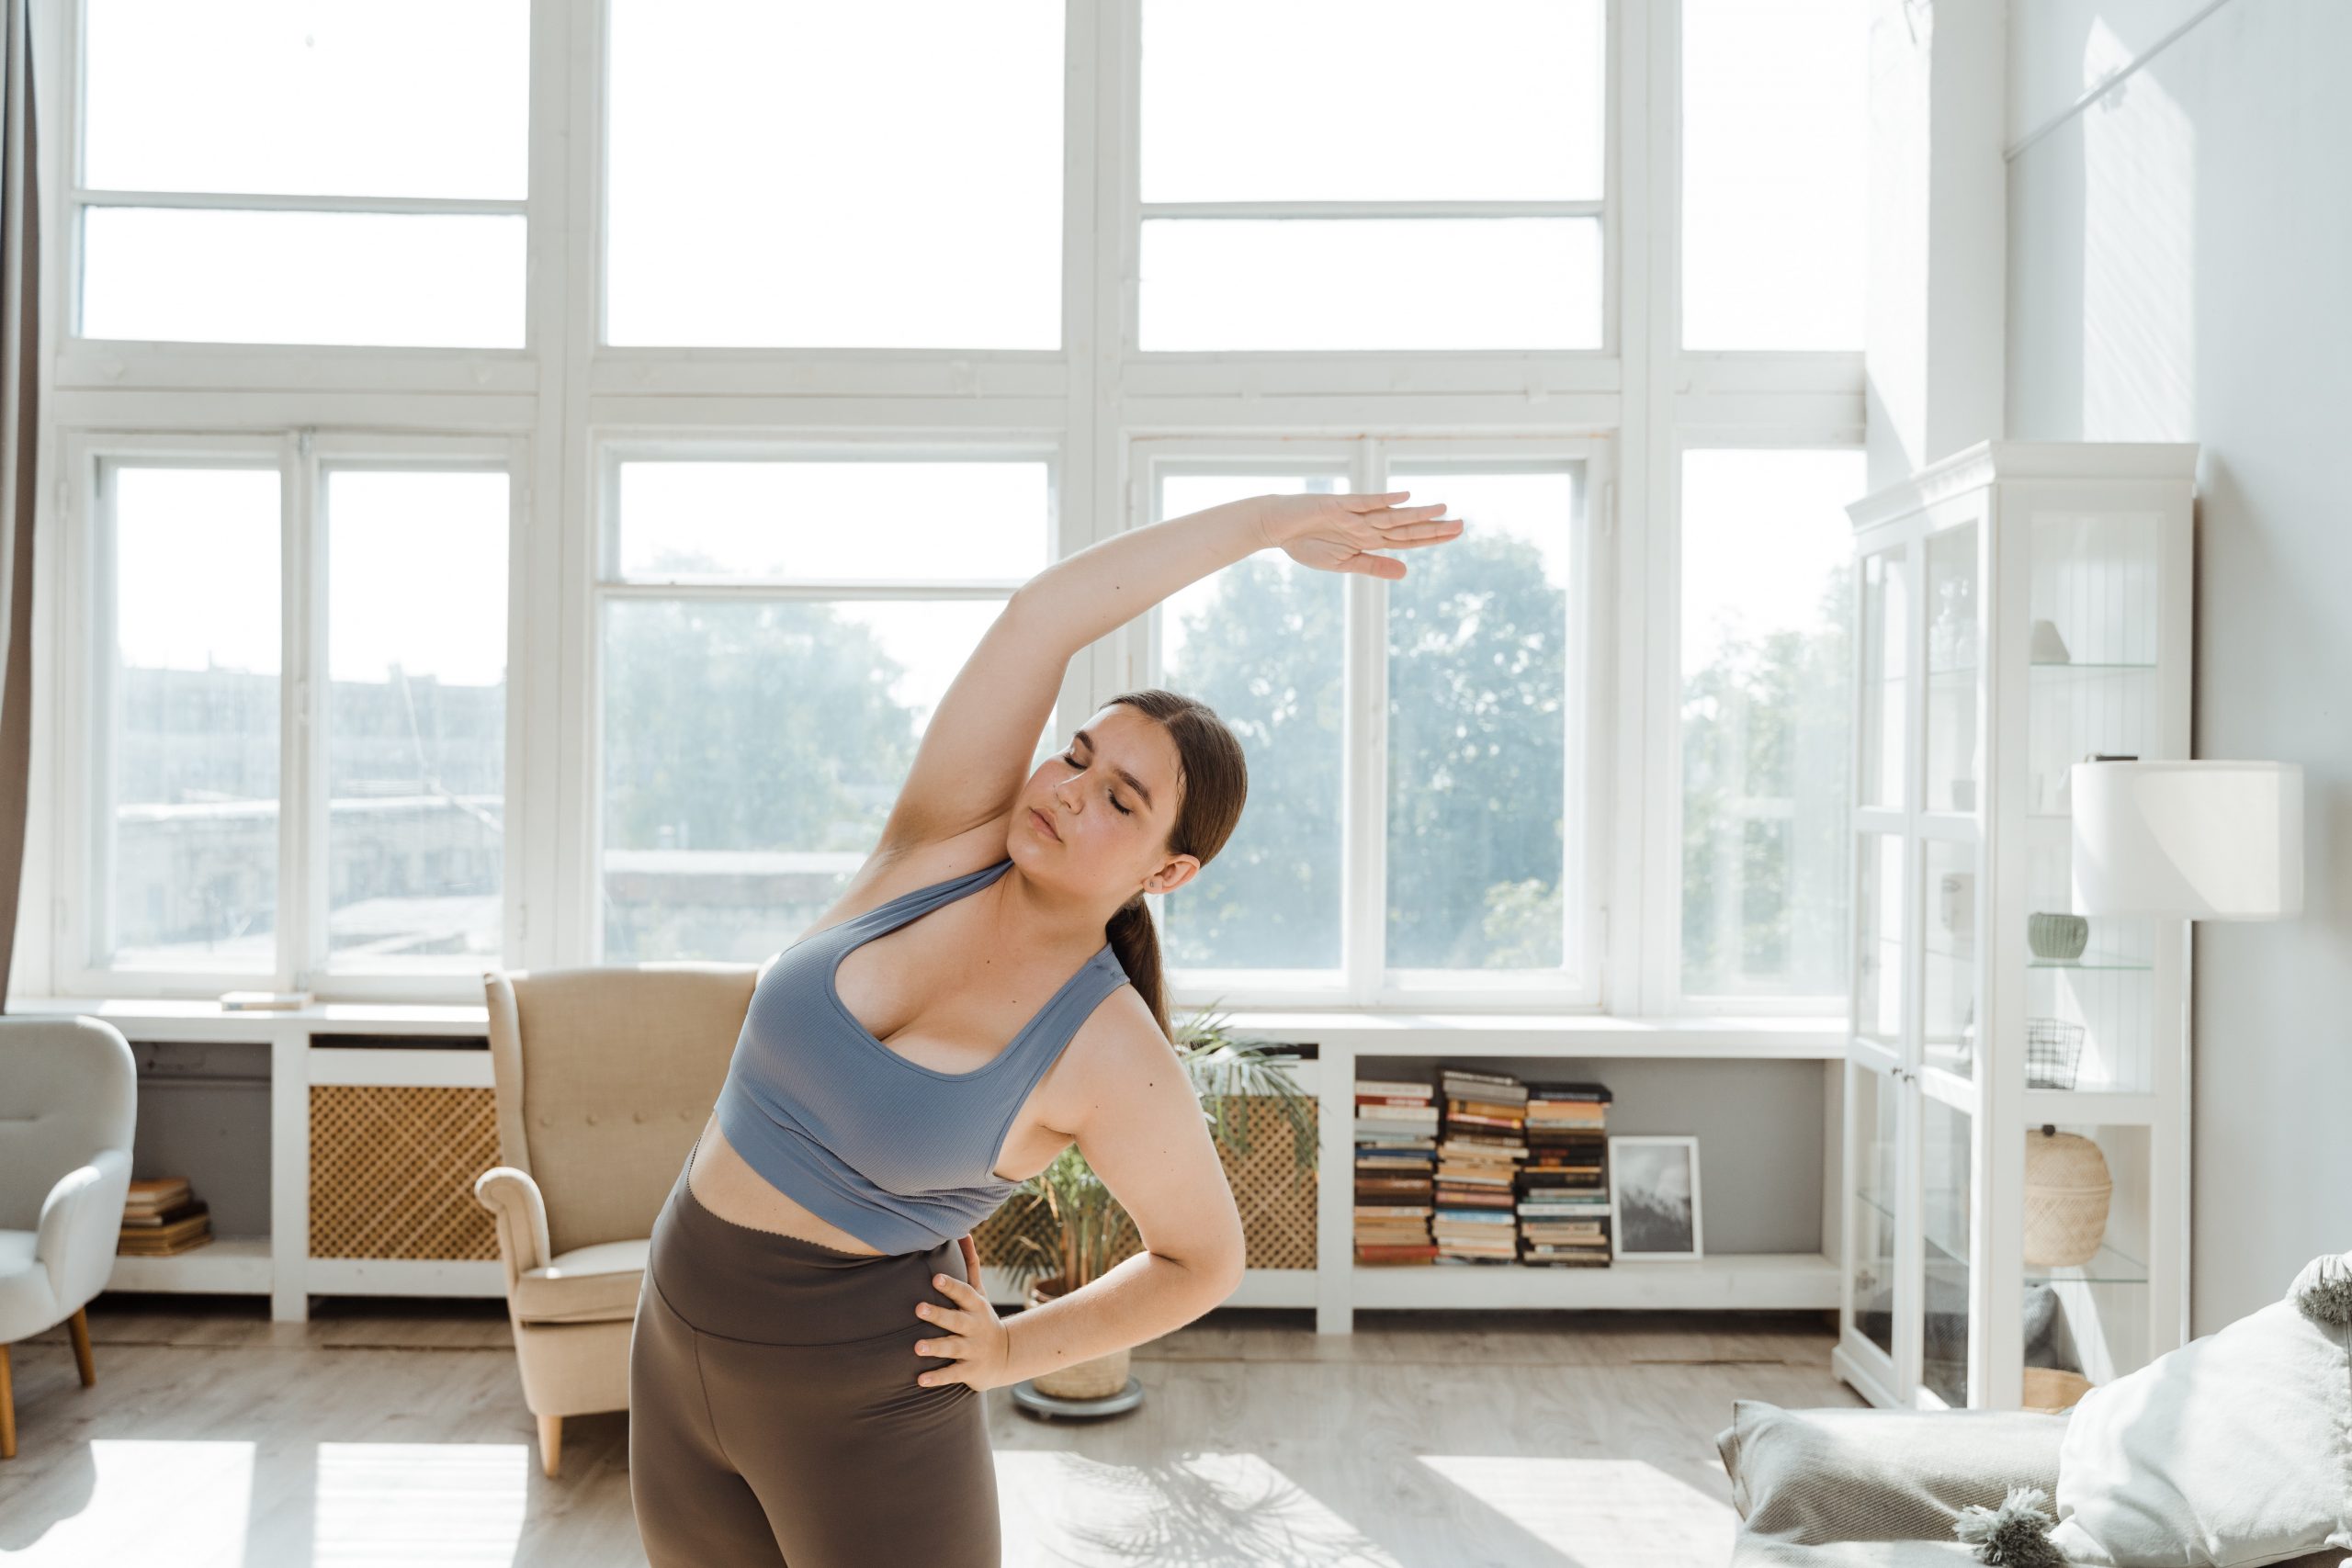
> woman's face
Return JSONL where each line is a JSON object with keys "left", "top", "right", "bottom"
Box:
{"left": 1012, "top": 705, "right": 1197, "bottom": 905}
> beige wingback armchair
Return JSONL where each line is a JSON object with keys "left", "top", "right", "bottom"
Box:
{"left": 472, "top": 963, "right": 754, "bottom": 1478}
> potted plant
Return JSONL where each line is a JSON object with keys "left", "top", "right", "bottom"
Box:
{"left": 997, "top": 998, "right": 1317, "bottom": 1404}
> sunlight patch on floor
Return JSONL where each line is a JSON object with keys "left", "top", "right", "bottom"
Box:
{"left": 311, "top": 1442, "right": 529, "bottom": 1566}
{"left": 996, "top": 1448, "right": 1404, "bottom": 1568}
{"left": 1418, "top": 1455, "right": 1736, "bottom": 1564}
{"left": 2, "top": 1438, "right": 254, "bottom": 1567}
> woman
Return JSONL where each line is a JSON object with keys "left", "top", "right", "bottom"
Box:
{"left": 627, "top": 487, "right": 1464, "bottom": 1566}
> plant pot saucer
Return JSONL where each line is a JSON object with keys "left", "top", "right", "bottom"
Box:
{"left": 1008, "top": 1375, "right": 1145, "bottom": 1420}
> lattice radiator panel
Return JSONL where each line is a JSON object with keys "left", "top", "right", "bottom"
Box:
{"left": 310, "top": 1085, "right": 502, "bottom": 1260}
{"left": 973, "top": 1094, "right": 1316, "bottom": 1273}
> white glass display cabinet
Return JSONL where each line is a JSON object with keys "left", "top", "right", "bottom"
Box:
{"left": 1833, "top": 441, "right": 2197, "bottom": 1411}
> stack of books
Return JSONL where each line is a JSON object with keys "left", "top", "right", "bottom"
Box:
{"left": 118, "top": 1177, "right": 213, "bottom": 1257}
{"left": 1431, "top": 1068, "right": 1526, "bottom": 1265}
{"left": 1352, "top": 1074, "right": 1439, "bottom": 1265}
{"left": 1517, "top": 1080, "right": 1613, "bottom": 1267}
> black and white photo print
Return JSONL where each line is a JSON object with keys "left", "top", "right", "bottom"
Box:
{"left": 1608, "top": 1135, "right": 1703, "bottom": 1260}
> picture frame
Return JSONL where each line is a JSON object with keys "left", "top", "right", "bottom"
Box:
{"left": 1608, "top": 1135, "right": 1703, "bottom": 1261}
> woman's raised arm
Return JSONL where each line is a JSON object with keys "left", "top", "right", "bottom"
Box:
{"left": 876, "top": 490, "right": 1459, "bottom": 852}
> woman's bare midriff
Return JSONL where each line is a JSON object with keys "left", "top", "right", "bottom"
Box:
{"left": 687, "top": 1114, "right": 892, "bottom": 1255}
{"left": 687, "top": 1107, "right": 1076, "bottom": 1258}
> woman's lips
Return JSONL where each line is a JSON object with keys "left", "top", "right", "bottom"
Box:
{"left": 1030, "top": 807, "right": 1059, "bottom": 840}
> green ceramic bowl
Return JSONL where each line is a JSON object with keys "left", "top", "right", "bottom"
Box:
{"left": 2028, "top": 912, "right": 2089, "bottom": 961}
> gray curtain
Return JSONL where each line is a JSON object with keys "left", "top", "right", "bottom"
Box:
{"left": 0, "top": 0, "right": 38, "bottom": 1010}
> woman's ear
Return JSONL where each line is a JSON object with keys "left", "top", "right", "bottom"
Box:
{"left": 1149, "top": 854, "right": 1203, "bottom": 898}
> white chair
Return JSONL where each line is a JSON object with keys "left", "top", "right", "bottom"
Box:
{"left": 0, "top": 1015, "right": 137, "bottom": 1460}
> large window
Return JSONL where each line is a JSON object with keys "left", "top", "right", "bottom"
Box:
{"left": 596, "top": 455, "right": 1056, "bottom": 961}
{"left": 605, "top": 0, "right": 1065, "bottom": 349}
{"left": 1141, "top": 443, "right": 1599, "bottom": 1007}
{"left": 1680, "top": 0, "right": 1870, "bottom": 349}
{"left": 45, "top": 1, "right": 1871, "bottom": 1018}
{"left": 74, "top": 438, "right": 514, "bottom": 990}
{"left": 78, "top": 0, "right": 530, "bottom": 347}
{"left": 1137, "top": 0, "right": 1608, "bottom": 351}
{"left": 1677, "top": 448, "right": 1867, "bottom": 1003}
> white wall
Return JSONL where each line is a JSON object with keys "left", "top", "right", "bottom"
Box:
{"left": 2007, "top": 0, "right": 2352, "bottom": 1332}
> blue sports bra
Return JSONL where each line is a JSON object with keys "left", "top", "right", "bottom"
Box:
{"left": 711, "top": 856, "right": 1133, "bottom": 1255}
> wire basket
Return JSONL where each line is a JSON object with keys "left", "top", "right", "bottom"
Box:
{"left": 2026, "top": 1018, "right": 2086, "bottom": 1090}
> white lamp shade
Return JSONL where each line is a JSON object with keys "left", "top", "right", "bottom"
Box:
{"left": 2071, "top": 761, "right": 2303, "bottom": 919}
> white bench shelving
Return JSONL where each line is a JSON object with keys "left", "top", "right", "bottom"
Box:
{"left": 11, "top": 997, "right": 1843, "bottom": 1330}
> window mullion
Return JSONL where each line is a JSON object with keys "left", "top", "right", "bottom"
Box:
{"left": 282, "top": 428, "right": 318, "bottom": 994}
{"left": 1345, "top": 437, "right": 1388, "bottom": 1006}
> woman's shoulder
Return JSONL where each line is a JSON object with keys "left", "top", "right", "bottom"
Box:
{"left": 789, "top": 813, "right": 1021, "bottom": 946}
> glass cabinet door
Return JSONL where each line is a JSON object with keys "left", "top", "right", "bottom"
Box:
{"left": 1924, "top": 520, "right": 1979, "bottom": 816}
{"left": 1858, "top": 544, "right": 1907, "bottom": 811}
{"left": 1918, "top": 1092, "right": 1974, "bottom": 1406}
{"left": 1845, "top": 1059, "right": 1902, "bottom": 1376}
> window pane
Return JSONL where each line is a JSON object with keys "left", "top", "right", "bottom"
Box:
{"left": 606, "top": 0, "right": 1062, "bottom": 348}
{"left": 84, "top": 0, "right": 528, "bottom": 199}
{"left": 1140, "top": 218, "right": 1600, "bottom": 352}
{"left": 1386, "top": 469, "right": 1577, "bottom": 974}
{"left": 1142, "top": 0, "right": 1604, "bottom": 201}
{"left": 81, "top": 208, "right": 526, "bottom": 348}
{"left": 102, "top": 467, "right": 282, "bottom": 972}
{"left": 1679, "top": 449, "right": 1864, "bottom": 998}
{"left": 601, "top": 598, "right": 1013, "bottom": 961}
{"left": 615, "top": 461, "right": 1049, "bottom": 582}
{"left": 1153, "top": 473, "right": 1347, "bottom": 972}
{"left": 325, "top": 470, "right": 509, "bottom": 970}
{"left": 1681, "top": 0, "right": 1869, "bottom": 349}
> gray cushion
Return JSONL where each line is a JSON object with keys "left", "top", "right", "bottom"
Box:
{"left": 1716, "top": 1400, "right": 2070, "bottom": 1551}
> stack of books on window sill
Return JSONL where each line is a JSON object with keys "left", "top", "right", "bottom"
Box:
{"left": 1431, "top": 1068, "right": 1526, "bottom": 1266}
{"left": 1352, "top": 1075, "right": 1438, "bottom": 1265}
{"left": 118, "top": 1176, "right": 214, "bottom": 1257}
{"left": 1516, "top": 1081, "right": 1613, "bottom": 1267}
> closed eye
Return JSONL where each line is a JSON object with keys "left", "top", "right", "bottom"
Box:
{"left": 1061, "top": 750, "right": 1132, "bottom": 815}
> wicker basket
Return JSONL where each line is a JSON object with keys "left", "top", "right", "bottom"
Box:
{"left": 2025, "top": 1019, "right": 2086, "bottom": 1090}
{"left": 2021, "top": 1367, "right": 2094, "bottom": 1411}
{"left": 1023, "top": 1277, "right": 1134, "bottom": 1399}
{"left": 2023, "top": 1129, "right": 2112, "bottom": 1267}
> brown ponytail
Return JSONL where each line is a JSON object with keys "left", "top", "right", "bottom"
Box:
{"left": 1098, "top": 689, "right": 1249, "bottom": 1040}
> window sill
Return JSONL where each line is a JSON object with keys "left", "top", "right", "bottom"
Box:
{"left": 6, "top": 993, "right": 1848, "bottom": 1059}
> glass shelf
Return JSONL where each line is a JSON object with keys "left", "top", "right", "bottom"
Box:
{"left": 2025, "top": 1238, "right": 2148, "bottom": 1288}
{"left": 1930, "top": 661, "right": 2154, "bottom": 683}
{"left": 2027, "top": 949, "right": 2151, "bottom": 972}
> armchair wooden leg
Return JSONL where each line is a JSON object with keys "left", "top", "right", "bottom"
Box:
{"left": 68, "top": 1306, "right": 96, "bottom": 1387}
{"left": 2, "top": 1343, "right": 16, "bottom": 1460}
{"left": 537, "top": 1414, "right": 561, "bottom": 1478}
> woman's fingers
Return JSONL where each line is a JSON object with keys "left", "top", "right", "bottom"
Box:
{"left": 1342, "top": 490, "right": 1411, "bottom": 513}
{"left": 931, "top": 1269, "right": 983, "bottom": 1303}
{"left": 914, "top": 1299, "right": 972, "bottom": 1330}
{"left": 915, "top": 1335, "right": 969, "bottom": 1359}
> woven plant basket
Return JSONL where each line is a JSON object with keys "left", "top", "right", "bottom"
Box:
{"left": 1023, "top": 1276, "right": 1132, "bottom": 1399}
{"left": 2021, "top": 1367, "right": 2093, "bottom": 1411}
{"left": 2023, "top": 1128, "right": 2112, "bottom": 1267}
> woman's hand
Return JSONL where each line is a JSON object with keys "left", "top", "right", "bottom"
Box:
{"left": 913, "top": 1267, "right": 1014, "bottom": 1392}
{"left": 1253, "top": 490, "right": 1464, "bottom": 580}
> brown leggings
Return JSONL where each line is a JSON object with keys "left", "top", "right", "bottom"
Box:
{"left": 628, "top": 1132, "right": 999, "bottom": 1567}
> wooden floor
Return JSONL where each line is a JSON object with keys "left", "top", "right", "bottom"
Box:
{"left": 0, "top": 1292, "right": 1861, "bottom": 1567}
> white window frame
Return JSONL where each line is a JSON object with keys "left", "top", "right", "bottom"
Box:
{"left": 1657, "top": 432, "right": 1869, "bottom": 1017}
{"left": 49, "top": 429, "right": 527, "bottom": 1001}
{"left": 17, "top": 0, "right": 1866, "bottom": 1027}
{"left": 582, "top": 435, "right": 1069, "bottom": 963}
{"left": 1130, "top": 435, "right": 1611, "bottom": 1011}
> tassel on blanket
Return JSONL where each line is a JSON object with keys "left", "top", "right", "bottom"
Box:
{"left": 2290, "top": 1252, "right": 2352, "bottom": 1327}
{"left": 1953, "top": 1484, "right": 2064, "bottom": 1568}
